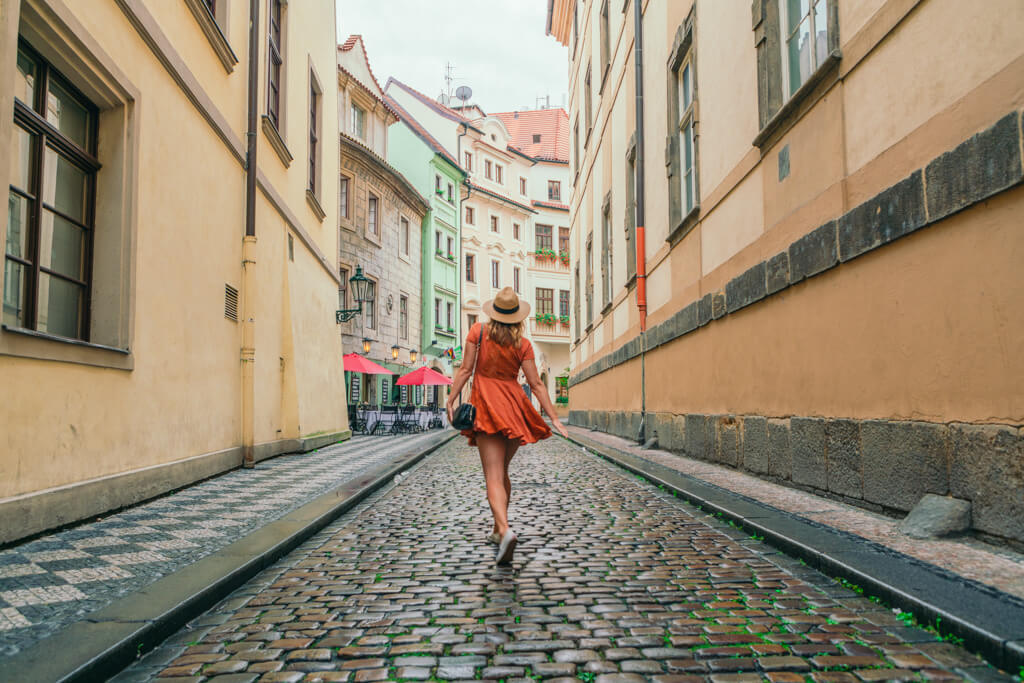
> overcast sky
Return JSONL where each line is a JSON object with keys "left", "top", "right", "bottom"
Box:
{"left": 336, "top": 0, "right": 568, "bottom": 113}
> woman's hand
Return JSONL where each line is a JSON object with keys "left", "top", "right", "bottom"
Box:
{"left": 552, "top": 418, "right": 569, "bottom": 438}
{"left": 446, "top": 400, "right": 455, "bottom": 425}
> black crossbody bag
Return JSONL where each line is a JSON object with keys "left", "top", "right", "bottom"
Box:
{"left": 451, "top": 326, "right": 483, "bottom": 430}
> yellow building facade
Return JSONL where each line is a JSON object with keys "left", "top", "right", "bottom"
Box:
{"left": 0, "top": 0, "right": 350, "bottom": 544}
{"left": 549, "top": 0, "right": 1024, "bottom": 544}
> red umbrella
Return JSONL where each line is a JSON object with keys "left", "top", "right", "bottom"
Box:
{"left": 396, "top": 366, "right": 452, "bottom": 386}
{"left": 343, "top": 353, "right": 391, "bottom": 374}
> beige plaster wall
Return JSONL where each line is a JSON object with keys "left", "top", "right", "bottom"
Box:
{"left": 0, "top": 0, "right": 348, "bottom": 504}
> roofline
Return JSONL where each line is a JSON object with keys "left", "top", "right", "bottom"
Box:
{"left": 338, "top": 64, "right": 397, "bottom": 119}
{"left": 384, "top": 94, "right": 466, "bottom": 176}
{"left": 385, "top": 77, "right": 485, "bottom": 134}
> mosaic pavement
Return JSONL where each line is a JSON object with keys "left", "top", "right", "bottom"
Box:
{"left": 0, "top": 431, "right": 450, "bottom": 657}
{"left": 120, "top": 437, "right": 1012, "bottom": 682}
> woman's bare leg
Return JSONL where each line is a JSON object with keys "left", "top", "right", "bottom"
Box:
{"left": 478, "top": 433, "right": 511, "bottom": 536}
{"left": 493, "top": 438, "right": 520, "bottom": 534}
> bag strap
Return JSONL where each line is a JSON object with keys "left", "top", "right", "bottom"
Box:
{"left": 459, "top": 324, "right": 484, "bottom": 404}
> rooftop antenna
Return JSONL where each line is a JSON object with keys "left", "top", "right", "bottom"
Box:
{"left": 444, "top": 62, "right": 456, "bottom": 106}
{"left": 455, "top": 85, "right": 473, "bottom": 108}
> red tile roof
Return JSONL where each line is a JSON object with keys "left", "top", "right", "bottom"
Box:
{"left": 384, "top": 94, "right": 463, "bottom": 172}
{"left": 532, "top": 200, "right": 570, "bottom": 212}
{"left": 492, "top": 109, "right": 570, "bottom": 163}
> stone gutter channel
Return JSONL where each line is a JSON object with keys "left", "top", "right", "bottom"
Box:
{"left": 2, "top": 430, "right": 457, "bottom": 683}
{"left": 564, "top": 430, "right": 1024, "bottom": 673}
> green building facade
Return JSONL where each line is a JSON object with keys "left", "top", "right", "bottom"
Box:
{"left": 385, "top": 96, "right": 465, "bottom": 400}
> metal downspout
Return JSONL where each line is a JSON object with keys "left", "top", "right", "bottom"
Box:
{"left": 633, "top": 0, "right": 648, "bottom": 444}
{"left": 241, "top": 0, "right": 260, "bottom": 468}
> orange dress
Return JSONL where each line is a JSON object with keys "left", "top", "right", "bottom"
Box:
{"left": 460, "top": 323, "right": 552, "bottom": 446}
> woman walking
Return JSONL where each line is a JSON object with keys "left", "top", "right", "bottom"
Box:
{"left": 447, "top": 287, "right": 569, "bottom": 565}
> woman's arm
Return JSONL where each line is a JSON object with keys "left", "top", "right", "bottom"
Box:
{"left": 521, "top": 358, "right": 568, "bottom": 438}
{"left": 446, "top": 332, "right": 478, "bottom": 423}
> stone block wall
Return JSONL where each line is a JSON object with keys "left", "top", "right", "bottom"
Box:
{"left": 569, "top": 409, "right": 1024, "bottom": 547}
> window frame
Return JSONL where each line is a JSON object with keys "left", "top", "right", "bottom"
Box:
{"left": 364, "top": 277, "right": 377, "bottom": 330}
{"left": 350, "top": 103, "right": 366, "bottom": 140}
{"left": 266, "top": 0, "right": 284, "bottom": 130}
{"left": 559, "top": 289, "right": 570, "bottom": 318}
{"left": 536, "top": 287, "right": 554, "bottom": 317}
{"left": 548, "top": 180, "right": 562, "bottom": 202}
{"left": 307, "top": 66, "right": 322, "bottom": 198}
{"left": 490, "top": 260, "right": 500, "bottom": 289}
{"left": 6, "top": 41, "right": 101, "bottom": 343}
{"left": 465, "top": 205, "right": 475, "bottom": 225}
{"left": 465, "top": 253, "right": 476, "bottom": 283}
{"left": 535, "top": 224, "right": 553, "bottom": 251}
{"left": 601, "top": 193, "right": 613, "bottom": 309}
{"left": 367, "top": 193, "right": 379, "bottom": 237}
{"left": 665, "top": 9, "right": 700, "bottom": 241}
{"left": 779, "top": 0, "right": 830, "bottom": 99}
{"left": 400, "top": 215, "right": 410, "bottom": 257}
{"left": 339, "top": 175, "right": 350, "bottom": 220}
{"left": 513, "top": 222, "right": 521, "bottom": 241}
{"left": 519, "top": 177, "right": 527, "bottom": 195}
{"left": 464, "top": 151, "right": 472, "bottom": 171}
{"left": 584, "top": 64, "right": 593, "bottom": 145}
{"left": 558, "top": 227, "right": 570, "bottom": 255}
{"left": 490, "top": 215, "right": 499, "bottom": 234}
{"left": 513, "top": 266, "right": 521, "bottom": 294}
{"left": 399, "top": 294, "right": 408, "bottom": 340}
{"left": 484, "top": 159, "right": 493, "bottom": 180}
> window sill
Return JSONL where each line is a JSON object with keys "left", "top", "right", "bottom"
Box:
{"left": 183, "top": 0, "right": 238, "bottom": 73}
{"left": 753, "top": 50, "right": 841, "bottom": 150}
{"left": 666, "top": 204, "right": 700, "bottom": 245}
{"left": 364, "top": 230, "right": 382, "bottom": 248}
{"left": 261, "top": 115, "right": 293, "bottom": 168}
{"left": 306, "top": 189, "right": 326, "bottom": 222}
{"left": 601, "top": 302, "right": 613, "bottom": 317}
{"left": 0, "top": 324, "right": 133, "bottom": 370}
{"left": 599, "top": 63, "right": 611, "bottom": 95}
{"left": 340, "top": 216, "right": 356, "bottom": 232}
{"left": 435, "top": 254, "right": 456, "bottom": 265}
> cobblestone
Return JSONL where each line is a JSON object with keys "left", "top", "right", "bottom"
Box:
{"left": 123, "top": 437, "right": 1014, "bottom": 681}
{"left": 0, "top": 432, "right": 447, "bottom": 657}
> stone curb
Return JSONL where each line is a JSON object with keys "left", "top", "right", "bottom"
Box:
{"left": 2, "top": 430, "right": 458, "bottom": 683}
{"left": 562, "top": 431, "right": 1024, "bottom": 673}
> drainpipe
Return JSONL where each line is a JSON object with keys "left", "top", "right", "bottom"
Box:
{"left": 456, "top": 124, "right": 470, "bottom": 401}
{"left": 241, "top": 0, "right": 260, "bottom": 468}
{"left": 633, "top": 0, "right": 648, "bottom": 444}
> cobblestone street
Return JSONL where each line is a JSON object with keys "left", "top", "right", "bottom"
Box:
{"left": 123, "top": 437, "right": 1010, "bottom": 683}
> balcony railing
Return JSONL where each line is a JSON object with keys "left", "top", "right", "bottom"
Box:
{"left": 530, "top": 316, "right": 571, "bottom": 339}
{"left": 529, "top": 250, "right": 570, "bottom": 272}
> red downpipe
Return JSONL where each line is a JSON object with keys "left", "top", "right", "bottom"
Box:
{"left": 633, "top": 0, "right": 647, "bottom": 333}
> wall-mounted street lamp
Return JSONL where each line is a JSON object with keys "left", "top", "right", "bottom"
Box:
{"left": 391, "top": 344, "right": 400, "bottom": 361}
{"left": 409, "top": 349, "right": 418, "bottom": 363}
{"left": 336, "top": 265, "right": 372, "bottom": 323}
{"left": 362, "top": 337, "right": 372, "bottom": 354}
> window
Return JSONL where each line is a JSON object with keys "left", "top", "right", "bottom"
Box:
{"left": 532, "top": 134, "right": 541, "bottom": 143}
{"left": 308, "top": 74, "right": 321, "bottom": 195}
{"left": 535, "top": 225, "right": 553, "bottom": 251}
{"left": 465, "top": 253, "right": 475, "bottom": 282}
{"left": 573, "top": 118, "right": 581, "bottom": 177}
{"left": 446, "top": 301, "right": 453, "bottom": 328}
{"left": 435, "top": 230, "right": 442, "bottom": 254}
{"left": 781, "top": 0, "right": 829, "bottom": 98}
{"left": 434, "top": 297, "right": 441, "bottom": 327}
{"left": 559, "top": 227, "right": 570, "bottom": 255}
{"left": 464, "top": 151, "right": 472, "bottom": 170}
{"left": 367, "top": 194, "right": 378, "bottom": 236}
{"left": 513, "top": 223, "right": 521, "bottom": 241}
{"left": 676, "top": 55, "right": 696, "bottom": 215}
{"left": 559, "top": 290, "right": 570, "bottom": 318}
{"left": 513, "top": 267, "right": 521, "bottom": 294}
{"left": 288, "top": 233, "right": 294, "bottom": 261}
{"left": 490, "top": 216, "right": 499, "bottom": 233}
{"left": 496, "top": 165, "right": 503, "bottom": 184}
{"left": 585, "top": 236, "right": 593, "bottom": 324}
{"left": 338, "top": 267, "right": 348, "bottom": 311}
{"left": 491, "top": 260, "right": 500, "bottom": 289}
{"left": 584, "top": 65, "right": 593, "bottom": 142}
{"left": 536, "top": 288, "right": 553, "bottom": 316}
{"left": 600, "top": 0, "right": 611, "bottom": 78}
{"left": 5, "top": 44, "right": 99, "bottom": 340}
{"left": 601, "top": 198, "right": 613, "bottom": 306}
{"left": 267, "top": 0, "right": 284, "bottom": 129}
{"left": 625, "top": 140, "right": 637, "bottom": 281}
{"left": 365, "top": 279, "right": 377, "bottom": 329}
{"left": 400, "top": 216, "right": 410, "bottom": 256}
{"left": 339, "top": 176, "right": 350, "bottom": 218}
{"left": 572, "top": 0, "right": 579, "bottom": 55}
{"left": 548, "top": 181, "right": 561, "bottom": 202}
{"left": 447, "top": 183, "right": 454, "bottom": 202}
{"left": 468, "top": 313, "right": 478, "bottom": 330}
{"left": 400, "top": 295, "right": 408, "bottom": 339}
{"left": 465, "top": 205, "right": 475, "bottom": 225}
{"left": 484, "top": 159, "right": 492, "bottom": 180}
{"left": 446, "top": 236, "right": 454, "bottom": 259}
{"left": 435, "top": 175, "right": 442, "bottom": 194}
{"left": 574, "top": 263, "right": 581, "bottom": 338}
{"left": 351, "top": 103, "right": 366, "bottom": 140}
{"left": 520, "top": 177, "right": 527, "bottom": 195}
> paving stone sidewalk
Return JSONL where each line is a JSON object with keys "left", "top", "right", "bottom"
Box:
{"left": 122, "top": 436, "right": 1013, "bottom": 682}
{"left": 570, "top": 427, "right": 1024, "bottom": 601}
{"left": 0, "top": 430, "right": 448, "bottom": 657}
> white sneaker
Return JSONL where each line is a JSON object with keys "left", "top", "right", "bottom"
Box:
{"left": 496, "top": 529, "right": 517, "bottom": 565}
{"left": 487, "top": 531, "right": 501, "bottom": 545}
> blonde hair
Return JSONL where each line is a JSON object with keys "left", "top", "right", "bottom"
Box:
{"left": 487, "top": 320, "right": 524, "bottom": 347}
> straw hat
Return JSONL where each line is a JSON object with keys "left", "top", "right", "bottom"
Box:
{"left": 482, "top": 286, "right": 531, "bottom": 323}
